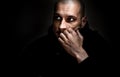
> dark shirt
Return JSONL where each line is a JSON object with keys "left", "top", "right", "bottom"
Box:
{"left": 18, "top": 25, "right": 110, "bottom": 77}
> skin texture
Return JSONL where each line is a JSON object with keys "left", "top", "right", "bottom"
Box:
{"left": 53, "top": 0, "right": 88, "bottom": 63}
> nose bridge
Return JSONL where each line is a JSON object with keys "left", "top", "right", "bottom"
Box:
{"left": 59, "top": 19, "right": 67, "bottom": 29}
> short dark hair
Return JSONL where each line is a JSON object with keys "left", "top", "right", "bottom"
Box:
{"left": 54, "top": 0, "right": 85, "bottom": 17}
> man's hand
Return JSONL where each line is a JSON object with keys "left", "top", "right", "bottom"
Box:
{"left": 58, "top": 28, "right": 88, "bottom": 63}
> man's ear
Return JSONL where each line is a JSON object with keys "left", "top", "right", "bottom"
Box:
{"left": 81, "top": 16, "right": 87, "bottom": 28}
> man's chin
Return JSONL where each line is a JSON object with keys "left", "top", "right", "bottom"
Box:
{"left": 56, "top": 34, "right": 60, "bottom": 38}
{"left": 54, "top": 32, "right": 59, "bottom": 38}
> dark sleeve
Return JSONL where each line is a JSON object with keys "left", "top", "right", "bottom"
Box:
{"left": 73, "top": 36, "right": 112, "bottom": 77}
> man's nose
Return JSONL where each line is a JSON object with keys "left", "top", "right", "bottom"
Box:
{"left": 59, "top": 20, "right": 67, "bottom": 31}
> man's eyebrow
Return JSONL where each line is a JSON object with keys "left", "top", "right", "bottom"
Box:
{"left": 67, "top": 15, "right": 77, "bottom": 18}
{"left": 54, "top": 13, "right": 60, "bottom": 16}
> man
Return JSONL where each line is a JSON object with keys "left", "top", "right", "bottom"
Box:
{"left": 19, "top": 0, "right": 109, "bottom": 77}
{"left": 53, "top": 0, "right": 88, "bottom": 63}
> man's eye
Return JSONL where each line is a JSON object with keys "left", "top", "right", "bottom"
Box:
{"left": 67, "top": 17, "right": 75, "bottom": 22}
{"left": 57, "top": 17, "right": 61, "bottom": 20}
{"left": 70, "top": 18, "right": 74, "bottom": 21}
{"left": 54, "top": 16, "right": 61, "bottom": 21}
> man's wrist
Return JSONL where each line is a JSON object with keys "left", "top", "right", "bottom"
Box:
{"left": 75, "top": 47, "right": 89, "bottom": 63}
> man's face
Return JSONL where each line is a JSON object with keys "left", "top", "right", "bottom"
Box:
{"left": 53, "top": 1, "right": 84, "bottom": 37}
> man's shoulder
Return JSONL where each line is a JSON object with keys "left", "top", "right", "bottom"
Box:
{"left": 81, "top": 26, "right": 111, "bottom": 64}
{"left": 81, "top": 26, "right": 107, "bottom": 47}
{"left": 20, "top": 34, "right": 49, "bottom": 55}
{"left": 29, "top": 34, "right": 48, "bottom": 45}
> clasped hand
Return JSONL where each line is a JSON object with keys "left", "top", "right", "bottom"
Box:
{"left": 58, "top": 28, "right": 88, "bottom": 63}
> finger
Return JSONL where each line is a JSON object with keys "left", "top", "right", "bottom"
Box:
{"left": 63, "top": 30, "right": 71, "bottom": 39}
{"left": 68, "top": 28, "right": 76, "bottom": 35}
{"left": 59, "top": 33, "right": 68, "bottom": 42}
{"left": 58, "top": 37, "right": 68, "bottom": 47}
{"left": 76, "top": 30, "right": 83, "bottom": 39}
{"left": 58, "top": 37, "right": 64, "bottom": 44}
{"left": 67, "top": 28, "right": 73, "bottom": 33}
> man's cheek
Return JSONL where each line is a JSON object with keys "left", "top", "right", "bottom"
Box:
{"left": 72, "top": 26, "right": 79, "bottom": 31}
{"left": 53, "top": 24, "right": 58, "bottom": 31}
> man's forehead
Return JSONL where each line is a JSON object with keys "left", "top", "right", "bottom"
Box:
{"left": 56, "top": 2, "right": 81, "bottom": 16}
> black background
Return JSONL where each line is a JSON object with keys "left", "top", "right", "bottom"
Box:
{"left": 9, "top": 0, "right": 115, "bottom": 58}
{"left": 6, "top": 0, "right": 118, "bottom": 76}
